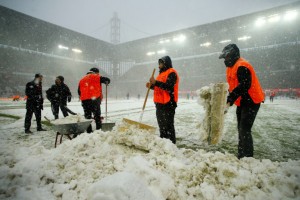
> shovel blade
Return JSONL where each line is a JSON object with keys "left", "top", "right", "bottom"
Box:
{"left": 101, "top": 122, "right": 116, "bottom": 132}
{"left": 119, "top": 118, "right": 156, "bottom": 133}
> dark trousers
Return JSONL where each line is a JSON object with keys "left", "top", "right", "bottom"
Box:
{"left": 236, "top": 103, "right": 260, "bottom": 159}
{"left": 156, "top": 106, "right": 176, "bottom": 144}
{"left": 51, "top": 102, "right": 68, "bottom": 119}
{"left": 24, "top": 106, "right": 42, "bottom": 131}
{"left": 82, "top": 98, "right": 101, "bottom": 133}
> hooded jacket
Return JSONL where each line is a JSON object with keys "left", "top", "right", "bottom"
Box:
{"left": 153, "top": 56, "right": 179, "bottom": 108}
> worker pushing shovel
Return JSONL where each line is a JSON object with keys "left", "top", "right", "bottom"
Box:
{"left": 147, "top": 56, "right": 179, "bottom": 144}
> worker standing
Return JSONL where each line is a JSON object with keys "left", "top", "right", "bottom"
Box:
{"left": 24, "top": 73, "right": 46, "bottom": 133}
{"left": 219, "top": 44, "right": 264, "bottom": 159}
{"left": 147, "top": 56, "right": 179, "bottom": 144}
{"left": 78, "top": 68, "right": 110, "bottom": 133}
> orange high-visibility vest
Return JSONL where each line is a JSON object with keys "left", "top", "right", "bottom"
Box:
{"left": 79, "top": 74, "right": 102, "bottom": 101}
{"left": 154, "top": 68, "right": 179, "bottom": 104}
{"left": 226, "top": 57, "right": 264, "bottom": 106}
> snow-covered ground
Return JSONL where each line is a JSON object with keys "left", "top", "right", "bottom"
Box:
{"left": 0, "top": 98, "right": 299, "bottom": 199}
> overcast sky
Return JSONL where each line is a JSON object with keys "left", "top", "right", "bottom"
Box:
{"left": 0, "top": 0, "right": 298, "bottom": 43}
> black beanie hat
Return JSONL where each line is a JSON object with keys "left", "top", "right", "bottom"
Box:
{"left": 89, "top": 67, "right": 99, "bottom": 73}
{"left": 57, "top": 76, "right": 64, "bottom": 82}
{"left": 35, "top": 73, "right": 42, "bottom": 78}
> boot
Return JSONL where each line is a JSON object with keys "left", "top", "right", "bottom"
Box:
{"left": 37, "top": 127, "right": 47, "bottom": 131}
{"left": 25, "top": 130, "right": 33, "bottom": 134}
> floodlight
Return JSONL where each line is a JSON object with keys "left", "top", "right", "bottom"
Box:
{"left": 157, "top": 49, "right": 166, "bottom": 54}
{"left": 173, "top": 34, "right": 186, "bottom": 42}
{"left": 255, "top": 17, "right": 266, "bottom": 27}
{"left": 268, "top": 14, "right": 280, "bottom": 23}
{"left": 146, "top": 52, "right": 155, "bottom": 56}
{"left": 284, "top": 10, "right": 298, "bottom": 21}
{"left": 200, "top": 42, "right": 211, "bottom": 47}
{"left": 58, "top": 45, "right": 69, "bottom": 50}
{"left": 219, "top": 39, "right": 231, "bottom": 44}
{"left": 72, "top": 48, "right": 82, "bottom": 53}
{"left": 238, "top": 36, "right": 251, "bottom": 41}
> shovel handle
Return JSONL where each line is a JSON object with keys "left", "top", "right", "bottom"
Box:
{"left": 142, "top": 68, "right": 156, "bottom": 111}
{"left": 105, "top": 84, "right": 108, "bottom": 121}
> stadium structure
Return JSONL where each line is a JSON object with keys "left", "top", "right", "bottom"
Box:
{"left": 0, "top": 1, "right": 299, "bottom": 99}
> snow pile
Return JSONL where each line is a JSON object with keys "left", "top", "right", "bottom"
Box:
{"left": 0, "top": 127, "right": 299, "bottom": 200}
{"left": 197, "top": 83, "right": 228, "bottom": 144}
{"left": 51, "top": 114, "right": 89, "bottom": 125}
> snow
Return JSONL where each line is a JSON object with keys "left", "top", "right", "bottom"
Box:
{"left": 0, "top": 98, "right": 299, "bottom": 199}
{"left": 51, "top": 115, "right": 89, "bottom": 125}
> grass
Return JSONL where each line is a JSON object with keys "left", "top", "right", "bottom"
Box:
{"left": 0, "top": 113, "right": 52, "bottom": 127}
{"left": 0, "top": 113, "right": 21, "bottom": 120}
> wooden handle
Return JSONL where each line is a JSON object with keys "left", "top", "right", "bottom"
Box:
{"left": 142, "top": 68, "right": 156, "bottom": 111}
{"left": 105, "top": 84, "right": 108, "bottom": 121}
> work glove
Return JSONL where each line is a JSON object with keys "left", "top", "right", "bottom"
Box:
{"left": 224, "top": 103, "right": 230, "bottom": 114}
{"left": 146, "top": 82, "right": 151, "bottom": 88}
{"left": 68, "top": 96, "right": 72, "bottom": 102}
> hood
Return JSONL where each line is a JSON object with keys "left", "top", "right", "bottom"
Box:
{"left": 158, "top": 55, "right": 172, "bottom": 72}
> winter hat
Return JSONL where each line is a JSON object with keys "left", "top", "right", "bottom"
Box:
{"left": 35, "top": 73, "right": 43, "bottom": 78}
{"left": 219, "top": 44, "right": 240, "bottom": 59}
{"left": 57, "top": 76, "right": 64, "bottom": 82}
{"left": 89, "top": 67, "right": 99, "bottom": 73}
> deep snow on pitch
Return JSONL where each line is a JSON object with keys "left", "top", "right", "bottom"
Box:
{"left": 0, "top": 99, "right": 299, "bottom": 199}
{"left": 0, "top": 127, "right": 299, "bottom": 200}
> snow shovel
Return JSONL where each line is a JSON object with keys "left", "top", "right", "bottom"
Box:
{"left": 101, "top": 84, "right": 116, "bottom": 131}
{"left": 121, "top": 68, "right": 156, "bottom": 133}
{"left": 64, "top": 106, "right": 77, "bottom": 115}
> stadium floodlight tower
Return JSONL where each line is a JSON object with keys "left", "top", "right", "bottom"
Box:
{"left": 110, "top": 12, "right": 120, "bottom": 80}
{"left": 111, "top": 12, "right": 120, "bottom": 45}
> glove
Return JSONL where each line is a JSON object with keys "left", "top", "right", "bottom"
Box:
{"left": 224, "top": 103, "right": 230, "bottom": 114}
{"left": 105, "top": 79, "right": 110, "bottom": 85}
{"left": 40, "top": 105, "right": 44, "bottom": 110}
{"left": 146, "top": 82, "right": 151, "bottom": 88}
{"left": 68, "top": 96, "right": 71, "bottom": 102}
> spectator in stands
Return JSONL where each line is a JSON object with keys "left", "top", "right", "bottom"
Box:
{"left": 147, "top": 56, "right": 179, "bottom": 144}
{"left": 220, "top": 44, "right": 264, "bottom": 159}
{"left": 24, "top": 73, "right": 46, "bottom": 133}
{"left": 78, "top": 68, "right": 110, "bottom": 133}
{"left": 46, "top": 76, "right": 72, "bottom": 119}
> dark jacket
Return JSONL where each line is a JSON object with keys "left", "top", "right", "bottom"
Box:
{"left": 154, "top": 56, "right": 178, "bottom": 108}
{"left": 46, "top": 83, "right": 72, "bottom": 104}
{"left": 25, "top": 80, "right": 43, "bottom": 109}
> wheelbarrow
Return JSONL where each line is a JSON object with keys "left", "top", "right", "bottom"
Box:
{"left": 51, "top": 120, "right": 92, "bottom": 148}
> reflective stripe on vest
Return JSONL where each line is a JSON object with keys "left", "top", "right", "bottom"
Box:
{"left": 154, "top": 68, "right": 179, "bottom": 104}
{"left": 79, "top": 74, "right": 102, "bottom": 101}
{"left": 226, "top": 57, "right": 265, "bottom": 106}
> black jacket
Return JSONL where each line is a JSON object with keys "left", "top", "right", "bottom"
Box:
{"left": 46, "top": 83, "right": 72, "bottom": 104}
{"left": 25, "top": 80, "right": 43, "bottom": 108}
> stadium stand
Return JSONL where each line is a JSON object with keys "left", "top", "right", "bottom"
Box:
{"left": 0, "top": 2, "right": 299, "bottom": 98}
